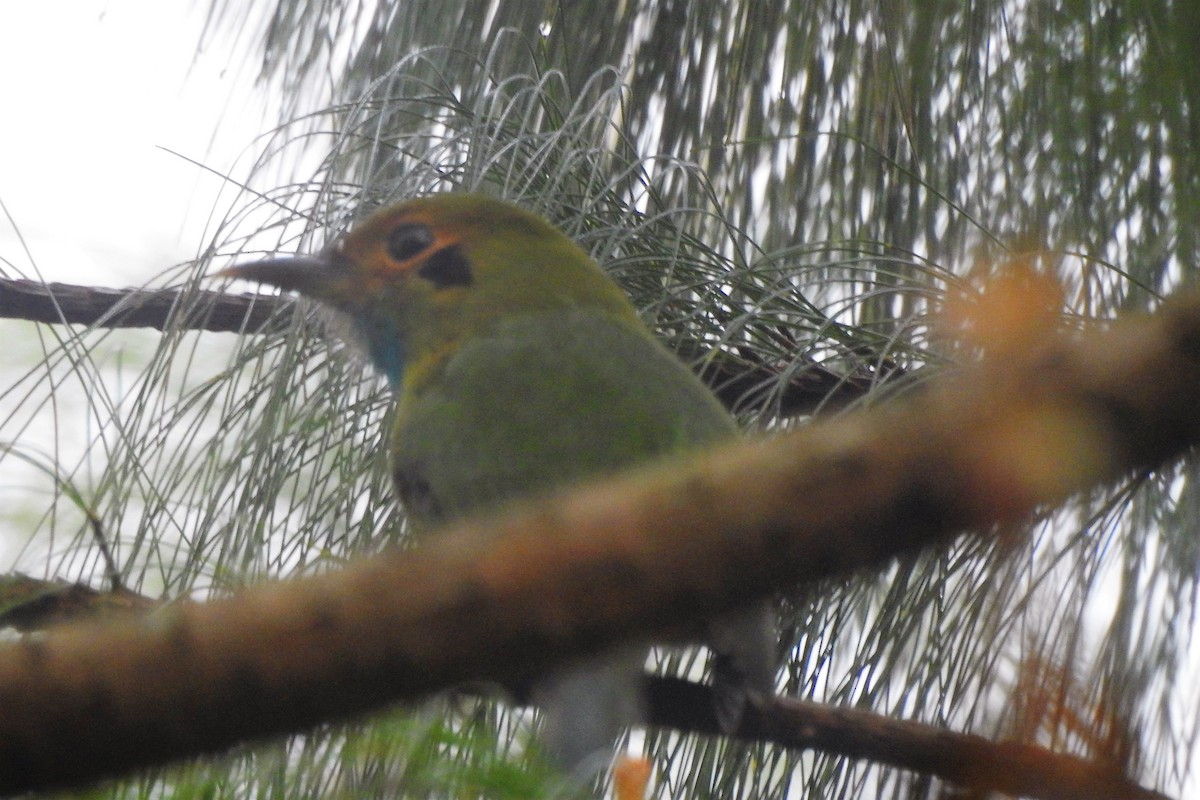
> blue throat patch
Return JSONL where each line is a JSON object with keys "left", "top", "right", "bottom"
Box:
{"left": 356, "top": 316, "right": 405, "bottom": 390}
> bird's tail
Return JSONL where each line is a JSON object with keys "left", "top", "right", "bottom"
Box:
{"left": 707, "top": 600, "right": 777, "bottom": 733}
{"left": 533, "top": 646, "right": 648, "bottom": 774}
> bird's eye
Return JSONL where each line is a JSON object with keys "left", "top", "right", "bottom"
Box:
{"left": 385, "top": 223, "right": 435, "bottom": 262}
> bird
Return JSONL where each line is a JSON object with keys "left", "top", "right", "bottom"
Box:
{"left": 220, "top": 192, "right": 776, "bottom": 776}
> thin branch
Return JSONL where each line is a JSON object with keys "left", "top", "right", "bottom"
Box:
{"left": 0, "top": 575, "right": 158, "bottom": 632}
{"left": 0, "top": 276, "right": 870, "bottom": 412}
{"left": 647, "top": 677, "right": 1170, "bottom": 800}
{"left": 0, "top": 290, "right": 1195, "bottom": 795}
{"left": 0, "top": 277, "right": 280, "bottom": 333}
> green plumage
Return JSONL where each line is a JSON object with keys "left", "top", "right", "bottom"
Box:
{"left": 222, "top": 193, "right": 776, "bottom": 775}
{"left": 391, "top": 309, "right": 735, "bottom": 522}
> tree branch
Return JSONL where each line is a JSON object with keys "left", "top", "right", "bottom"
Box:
{"left": 0, "top": 276, "right": 866, "bottom": 412}
{"left": 0, "top": 290, "right": 1197, "bottom": 796}
{"left": 0, "top": 581, "right": 1163, "bottom": 800}
{"left": 647, "top": 677, "right": 1168, "bottom": 800}
{"left": 0, "top": 277, "right": 281, "bottom": 333}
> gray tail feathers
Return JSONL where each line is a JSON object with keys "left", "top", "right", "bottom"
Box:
{"left": 533, "top": 604, "right": 775, "bottom": 774}
{"left": 533, "top": 646, "right": 648, "bottom": 776}
{"left": 707, "top": 600, "right": 777, "bottom": 733}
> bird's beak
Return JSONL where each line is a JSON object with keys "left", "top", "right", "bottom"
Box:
{"left": 217, "top": 254, "right": 351, "bottom": 304}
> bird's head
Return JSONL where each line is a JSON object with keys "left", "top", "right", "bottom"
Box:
{"left": 220, "top": 194, "right": 637, "bottom": 391}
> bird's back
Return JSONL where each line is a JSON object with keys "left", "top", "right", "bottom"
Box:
{"left": 390, "top": 308, "right": 736, "bottom": 525}
{"left": 390, "top": 307, "right": 756, "bottom": 770}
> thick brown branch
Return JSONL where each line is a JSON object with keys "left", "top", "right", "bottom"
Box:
{"left": 0, "top": 292, "right": 1197, "bottom": 795}
{"left": 0, "top": 585, "right": 1157, "bottom": 800}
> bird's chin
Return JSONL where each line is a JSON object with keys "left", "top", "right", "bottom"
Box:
{"left": 310, "top": 304, "right": 365, "bottom": 354}
{"left": 315, "top": 306, "right": 405, "bottom": 388}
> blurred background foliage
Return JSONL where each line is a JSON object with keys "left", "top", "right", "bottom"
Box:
{"left": 0, "top": 0, "right": 1196, "bottom": 797}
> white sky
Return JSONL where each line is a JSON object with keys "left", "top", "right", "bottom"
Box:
{"left": 0, "top": 0, "right": 270, "bottom": 285}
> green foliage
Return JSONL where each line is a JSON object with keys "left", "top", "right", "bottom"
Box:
{"left": 85, "top": 705, "right": 558, "bottom": 800}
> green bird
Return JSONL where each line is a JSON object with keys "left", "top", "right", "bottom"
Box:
{"left": 222, "top": 193, "right": 776, "bottom": 772}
